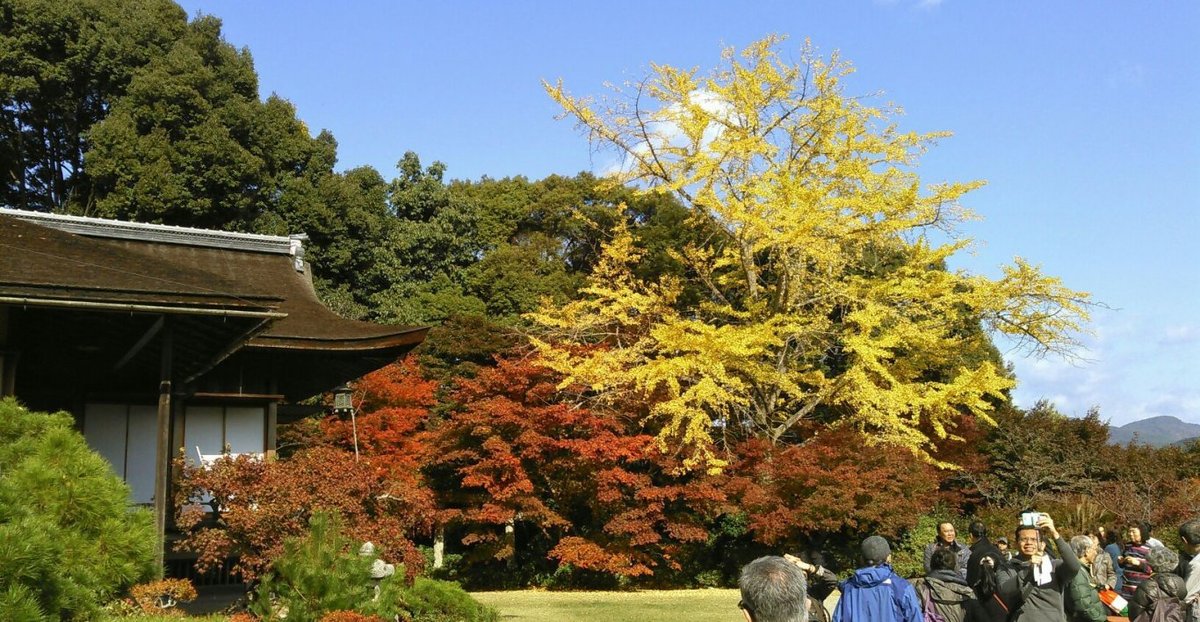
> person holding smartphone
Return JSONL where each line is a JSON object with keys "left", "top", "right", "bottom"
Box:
{"left": 1006, "top": 512, "right": 1082, "bottom": 622}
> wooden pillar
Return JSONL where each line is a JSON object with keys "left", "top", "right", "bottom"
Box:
{"left": 0, "top": 350, "right": 15, "bottom": 398}
{"left": 265, "top": 401, "right": 278, "bottom": 460}
{"left": 0, "top": 307, "right": 14, "bottom": 397}
{"left": 153, "top": 324, "right": 173, "bottom": 573}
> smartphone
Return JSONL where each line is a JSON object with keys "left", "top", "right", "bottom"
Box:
{"left": 1020, "top": 511, "right": 1042, "bottom": 527}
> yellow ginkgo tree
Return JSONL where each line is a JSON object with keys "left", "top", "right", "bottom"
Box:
{"left": 534, "top": 36, "right": 1091, "bottom": 472}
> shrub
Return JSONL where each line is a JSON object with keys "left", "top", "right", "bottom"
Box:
{"left": 0, "top": 398, "right": 158, "bottom": 621}
{"left": 250, "top": 513, "right": 378, "bottom": 622}
{"left": 693, "top": 569, "right": 724, "bottom": 588}
{"left": 174, "top": 445, "right": 433, "bottom": 582}
{"left": 422, "top": 547, "right": 467, "bottom": 583}
{"left": 130, "top": 578, "right": 197, "bottom": 614}
{"left": 251, "top": 512, "right": 496, "bottom": 622}
{"left": 100, "top": 597, "right": 141, "bottom": 618}
{"left": 390, "top": 577, "right": 498, "bottom": 622}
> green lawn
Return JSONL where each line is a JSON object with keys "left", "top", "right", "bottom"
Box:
{"left": 471, "top": 589, "right": 742, "bottom": 622}
{"left": 100, "top": 617, "right": 225, "bottom": 622}
{"left": 99, "top": 589, "right": 749, "bottom": 621}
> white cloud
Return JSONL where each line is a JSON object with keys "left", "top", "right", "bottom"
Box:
{"left": 1007, "top": 311, "right": 1200, "bottom": 426}
{"left": 601, "top": 89, "right": 735, "bottom": 179}
{"left": 916, "top": 0, "right": 944, "bottom": 9}
{"left": 1161, "top": 323, "right": 1200, "bottom": 345}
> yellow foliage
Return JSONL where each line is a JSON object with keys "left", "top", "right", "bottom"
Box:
{"left": 537, "top": 35, "right": 1091, "bottom": 471}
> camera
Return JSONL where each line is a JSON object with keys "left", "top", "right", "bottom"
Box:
{"left": 1020, "top": 511, "right": 1044, "bottom": 527}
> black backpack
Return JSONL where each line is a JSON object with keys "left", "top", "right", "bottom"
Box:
{"left": 1132, "top": 597, "right": 1186, "bottom": 622}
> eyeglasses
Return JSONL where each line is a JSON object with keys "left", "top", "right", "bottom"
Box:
{"left": 738, "top": 600, "right": 756, "bottom": 620}
{"left": 1017, "top": 537, "right": 1040, "bottom": 544}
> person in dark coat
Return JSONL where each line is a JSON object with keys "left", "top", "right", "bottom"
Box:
{"left": 1006, "top": 513, "right": 1082, "bottom": 622}
{"left": 967, "top": 521, "right": 1004, "bottom": 592}
{"left": 785, "top": 552, "right": 839, "bottom": 622}
{"left": 996, "top": 537, "right": 1013, "bottom": 562}
{"left": 1177, "top": 519, "right": 1200, "bottom": 622}
{"left": 925, "top": 521, "right": 973, "bottom": 579}
{"left": 974, "top": 553, "right": 1019, "bottom": 622}
{"left": 1127, "top": 546, "right": 1187, "bottom": 622}
{"left": 912, "top": 547, "right": 985, "bottom": 622}
{"left": 1065, "top": 535, "right": 1108, "bottom": 622}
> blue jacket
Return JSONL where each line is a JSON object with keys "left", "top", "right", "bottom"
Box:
{"left": 833, "top": 564, "right": 923, "bottom": 622}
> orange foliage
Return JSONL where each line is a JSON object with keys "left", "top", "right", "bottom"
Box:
{"left": 130, "top": 578, "right": 197, "bottom": 614}
{"left": 321, "top": 356, "right": 438, "bottom": 477}
{"left": 174, "top": 446, "right": 434, "bottom": 582}
{"left": 724, "top": 428, "right": 940, "bottom": 545}
{"left": 431, "top": 355, "right": 724, "bottom": 577}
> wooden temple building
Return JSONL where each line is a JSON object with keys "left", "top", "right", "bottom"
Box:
{"left": 0, "top": 207, "right": 427, "bottom": 568}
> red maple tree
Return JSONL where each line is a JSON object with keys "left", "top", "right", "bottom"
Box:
{"left": 174, "top": 446, "right": 434, "bottom": 582}
{"left": 319, "top": 356, "right": 438, "bottom": 477}
{"left": 723, "top": 428, "right": 940, "bottom": 547}
{"left": 430, "top": 355, "right": 724, "bottom": 578}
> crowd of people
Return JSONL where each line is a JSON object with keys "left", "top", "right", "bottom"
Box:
{"left": 737, "top": 515, "right": 1200, "bottom": 622}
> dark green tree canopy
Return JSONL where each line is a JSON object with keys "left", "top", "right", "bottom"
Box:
{"left": 83, "top": 15, "right": 320, "bottom": 230}
{"left": 0, "top": 0, "right": 188, "bottom": 211}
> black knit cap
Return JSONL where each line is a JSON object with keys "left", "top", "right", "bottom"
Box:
{"left": 861, "top": 535, "right": 891, "bottom": 565}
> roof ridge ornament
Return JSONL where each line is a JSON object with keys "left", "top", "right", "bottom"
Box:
{"left": 288, "top": 234, "right": 308, "bottom": 273}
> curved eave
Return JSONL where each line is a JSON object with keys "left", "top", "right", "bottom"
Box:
{"left": 0, "top": 293, "right": 281, "bottom": 318}
{"left": 246, "top": 326, "right": 430, "bottom": 353}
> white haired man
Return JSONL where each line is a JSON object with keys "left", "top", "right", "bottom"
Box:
{"left": 740, "top": 555, "right": 809, "bottom": 622}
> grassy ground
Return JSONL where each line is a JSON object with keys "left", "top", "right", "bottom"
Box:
{"left": 100, "top": 617, "right": 226, "bottom": 622}
{"left": 99, "top": 589, "right": 751, "bottom": 621}
{"left": 471, "top": 589, "right": 742, "bottom": 622}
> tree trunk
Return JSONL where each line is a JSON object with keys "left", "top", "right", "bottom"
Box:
{"left": 433, "top": 526, "right": 445, "bottom": 569}
{"left": 504, "top": 518, "right": 515, "bottom": 569}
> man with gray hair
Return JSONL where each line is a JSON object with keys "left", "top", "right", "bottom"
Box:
{"left": 1064, "top": 535, "right": 1107, "bottom": 622}
{"left": 739, "top": 555, "right": 809, "bottom": 622}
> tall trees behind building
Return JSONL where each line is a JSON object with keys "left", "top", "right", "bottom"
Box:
{"left": 10, "top": 5, "right": 1193, "bottom": 589}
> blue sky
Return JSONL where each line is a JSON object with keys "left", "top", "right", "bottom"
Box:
{"left": 175, "top": 1, "right": 1199, "bottom": 426}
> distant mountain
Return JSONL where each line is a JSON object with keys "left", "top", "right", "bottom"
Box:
{"left": 1108, "top": 415, "right": 1200, "bottom": 447}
